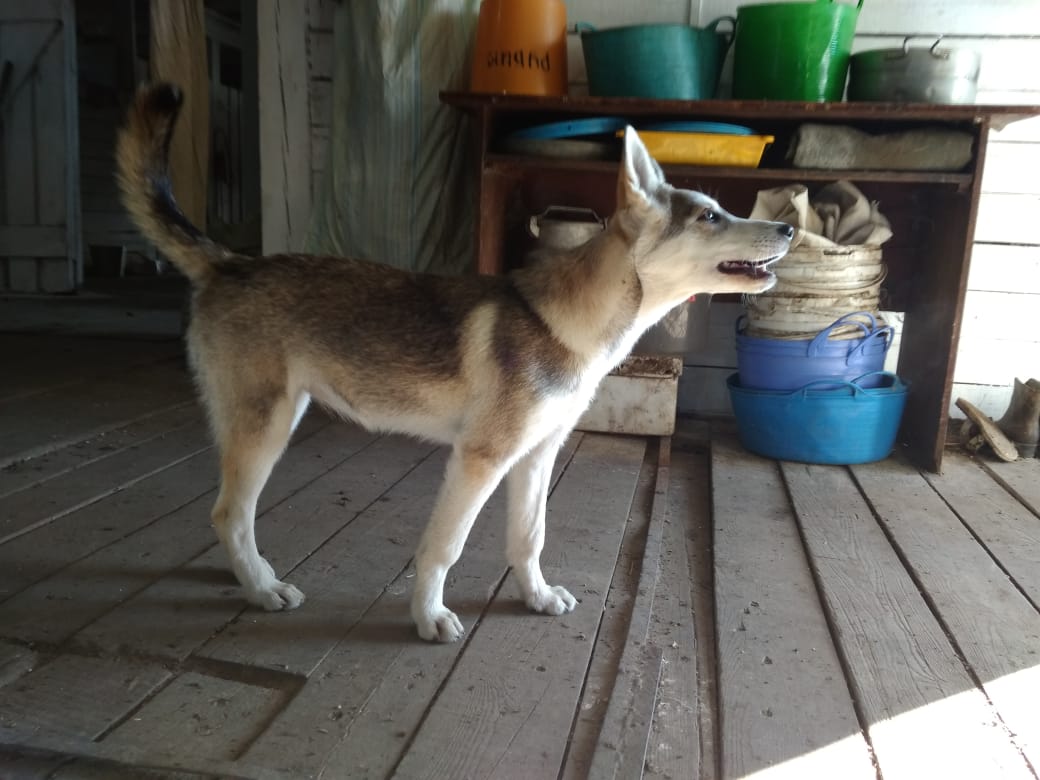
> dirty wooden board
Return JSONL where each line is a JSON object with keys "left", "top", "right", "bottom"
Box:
{"left": 0, "top": 422, "right": 373, "bottom": 647}
{"left": 236, "top": 434, "right": 586, "bottom": 778}
{"left": 0, "top": 414, "right": 328, "bottom": 602}
{"left": 858, "top": 454, "right": 1040, "bottom": 768}
{"left": 0, "top": 402, "right": 200, "bottom": 499}
{"left": 561, "top": 447, "right": 657, "bottom": 780}
{"left": 389, "top": 434, "right": 646, "bottom": 780}
{"left": 590, "top": 438, "right": 670, "bottom": 780}
{"left": 680, "top": 445, "right": 720, "bottom": 780}
{"left": 100, "top": 672, "right": 292, "bottom": 764}
{"left": 643, "top": 448, "right": 708, "bottom": 780}
{"left": 197, "top": 447, "right": 448, "bottom": 675}
{"left": 921, "top": 451, "right": 1040, "bottom": 605}
{"left": 976, "top": 454, "right": 1040, "bottom": 519}
{"left": 782, "top": 461, "right": 1034, "bottom": 780}
{"left": 0, "top": 335, "right": 183, "bottom": 402}
{"left": 0, "top": 416, "right": 212, "bottom": 542}
{"left": 0, "top": 361, "right": 194, "bottom": 466}
{"left": 713, "top": 437, "right": 874, "bottom": 780}
{"left": 71, "top": 434, "right": 426, "bottom": 661}
{"left": 0, "top": 654, "right": 171, "bottom": 744}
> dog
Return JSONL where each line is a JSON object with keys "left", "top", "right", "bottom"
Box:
{"left": 117, "top": 83, "right": 793, "bottom": 642}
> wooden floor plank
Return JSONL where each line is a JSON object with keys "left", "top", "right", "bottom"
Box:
{"left": 713, "top": 437, "right": 874, "bottom": 780}
{"left": 0, "top": 654, "right": 171, "bottom": 744}
{"left": 238, "top": 434, "right": 586, "bottom": 779}
{"left": 560, "top": 447, "right": 657, "bottom": 780}
{"left": 0, "top": 416, "right": 212, "bottom": 544}
{"left": 0, "top": 414, "right": 326, "bottom": 603}
{"left": 0, "top": 402, "right": 199, "bottom": 500}
{"left": 70, "top": 433, "right": 423, "bottom": 662}
{"left": 0, "top": 422, "right": 370, "bottom": 648}
{"left": 388, "top": 434, "right": 646, "bottom": 780}
{"left": 590, "top": 439, "right": 672, "bottom": 780}
{"left": 783, "top": 460, "right": 1034, "bottom": 780}
{"left": 0, "top": 640, "right": 38, "bottom": 688}
{"left": 922, "top": 452, "right": 1040, "bottom": 607}
{"left": 0, "top": 362, "right": 194, "bottom": 468}
{"left": 644, "top": 448, "right": 709, "bottom": 780}
{"left": 860, "top": 452, "right": 1040, "bottom": 768}
{"left": 0, "top": 448, "right": 216, "bottom": 603}
{"left": 977, "top": 455, "right": 1040, "bottom": 520}
{"left": 0, "top": 748, "right": 69, "bottom": 779}
{"left": 99, "top": 672, "right": 290, "bottom": 764}
{"left": 0, "top": 335, "right": 182, "bottom": 402}
{"left": 198, "top": 447, "right": 445, "bottom": 675}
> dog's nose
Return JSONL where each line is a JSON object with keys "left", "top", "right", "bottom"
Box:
{"left": 778, "top": 223, "right": 795, "bottom": 240}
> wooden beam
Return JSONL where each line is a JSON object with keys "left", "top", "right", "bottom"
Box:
{"left": 257, "top": 0, "right": 312, "bottom": 254}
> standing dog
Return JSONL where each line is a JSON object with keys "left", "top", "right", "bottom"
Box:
{"left": 117, "top": 83, "right": 793, "bottom": 642}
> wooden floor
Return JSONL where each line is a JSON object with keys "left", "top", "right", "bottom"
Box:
{"left": 1, "top": 335, "right": 1039, "bottom": 780}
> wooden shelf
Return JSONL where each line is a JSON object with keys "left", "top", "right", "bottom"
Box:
{"left": 484, "top": 153, "right": 974, "bottom": 188}
{"left": 444, "top": 91, "right": 1040, "bottom": 130}
{"left": 444, "top": 91, "right": 1040, "bottom": 473}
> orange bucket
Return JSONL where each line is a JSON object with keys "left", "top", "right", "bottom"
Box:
{"left": 470, "top": 0, "right": 568, "bottom": 96}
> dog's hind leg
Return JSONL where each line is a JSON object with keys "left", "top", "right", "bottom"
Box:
{"left": 411, "top": 445, "right": 511, "bottom": 642}
{"left": 210, "top": 395, "right": 303, "bottom": 611}
{"left": 506, "top": 434, "right": 577, "bottom": 616}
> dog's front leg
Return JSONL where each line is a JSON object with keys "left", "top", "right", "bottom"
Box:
{"left": 411, "top": 446, "right": 509, "bottom": 642}
{"left": 506, "top": 435, "right": 577, "bottom": 616}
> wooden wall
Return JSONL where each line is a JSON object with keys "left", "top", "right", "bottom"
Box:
{"left": 298, "top": 0, "right": 1040, "bottom": 418}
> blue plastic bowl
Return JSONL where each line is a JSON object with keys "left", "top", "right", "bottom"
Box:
{"left": 727, "top": 371, "right": 908, "bottom": 465}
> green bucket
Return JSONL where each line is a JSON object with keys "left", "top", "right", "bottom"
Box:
{"left": 733, "top": 0, "right": 863, "bottom": 101}
{"left": 580, "top": 17, "right": 735, "bottom": 100}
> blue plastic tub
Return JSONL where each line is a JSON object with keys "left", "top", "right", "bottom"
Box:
{"left": 727, "top": 371, "right": 908, "bottom": 464}
{"left": 736, "top": 312, "right": 893, "bottom": 390}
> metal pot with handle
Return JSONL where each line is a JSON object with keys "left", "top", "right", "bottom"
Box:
{"left": 848, "top": 36, "right": 981, "bottom": 104}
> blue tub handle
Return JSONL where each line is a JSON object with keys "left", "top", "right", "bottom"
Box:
{"left": 796, "top": 370, "right": 900, "bottom": 399}
{"left": 845, "top": 325, "right": 894, "bottom": 364}
{"left": 805, "top": 311, "right": 876, "bottom": 356}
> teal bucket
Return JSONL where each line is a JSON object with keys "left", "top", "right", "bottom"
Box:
{"left": 733, "top": 0, "right": 863, "bottom": 101}
{"left": 580, "top": 18, "right": 734, "bottom": 100}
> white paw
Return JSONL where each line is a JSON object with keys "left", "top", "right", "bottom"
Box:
{"left": 415, "top": 606, "right": 465, "bottom": 643}
{"left": 249, "top": 580, "right": 306, "bottom": 611}
{"left": 526, "top": 584, "right": 577, "bottom": 616}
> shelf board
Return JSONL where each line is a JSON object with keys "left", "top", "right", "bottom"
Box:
{"left": 483, "top": 153, "right": 973, "bottom": 187}
{"left": 444, "top": 91, "right": 1040, "bottom": 129}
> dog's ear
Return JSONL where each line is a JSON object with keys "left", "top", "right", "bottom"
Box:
{"left": 617, "top": 127, "right": 665, "bottom": 213}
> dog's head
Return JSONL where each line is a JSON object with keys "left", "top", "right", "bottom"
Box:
{"left": 612, "top": 127, "right": 793, "bottom": 317}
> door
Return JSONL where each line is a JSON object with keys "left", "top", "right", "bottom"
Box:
{"left": 0, "top": 0, "right": 81, "bottom": 293}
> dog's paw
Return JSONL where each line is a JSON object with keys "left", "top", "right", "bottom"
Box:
{"left": 415, "top": 606, "right": 465, "bottom": 643}
{"left": 250, "top": 580, "right": 306, "bottom": 611}
{"left": 526, "top": 584, "right": 577, "bottom": 616}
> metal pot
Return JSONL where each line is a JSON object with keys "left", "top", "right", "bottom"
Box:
{"left": 527, "top": 206, "right": 604, "bottom": 249}
{"left": 848, "top": 37, "right": 980, "bottom": 104}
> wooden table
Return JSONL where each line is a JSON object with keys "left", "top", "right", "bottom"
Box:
{"left": 442, "top": 92, "right": 1040, "bottom": 472}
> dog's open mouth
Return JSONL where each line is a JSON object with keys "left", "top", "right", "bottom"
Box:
{"left": 717, "top": 256, "right": 782, "bottom": 279}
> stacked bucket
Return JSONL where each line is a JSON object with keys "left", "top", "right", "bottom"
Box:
{"left": 727, "top": 245, "right": 908, "bottom": 465}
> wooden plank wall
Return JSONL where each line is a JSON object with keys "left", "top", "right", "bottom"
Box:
{"left": 300, "top": 1, "right": 1040, "bottom": 416}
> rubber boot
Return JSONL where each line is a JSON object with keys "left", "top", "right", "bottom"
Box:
{"left": 995, "top": 377, "right": 1040, "bottom": 459}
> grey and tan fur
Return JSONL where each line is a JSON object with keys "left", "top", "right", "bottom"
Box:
{"left": 117, "top": 83, "right": 793, "bottom": 642}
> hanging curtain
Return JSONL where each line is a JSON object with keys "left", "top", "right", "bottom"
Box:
{"left": 306, "top": 0, "right": 479, "bottom": 274}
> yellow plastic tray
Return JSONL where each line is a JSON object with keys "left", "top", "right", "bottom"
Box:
{"left": 626, "top": 130, "right": 775, "bottom": 166}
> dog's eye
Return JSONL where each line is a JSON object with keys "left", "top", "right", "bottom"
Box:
{"left": 699, "top": 210, "right": 718, "bottom": 224}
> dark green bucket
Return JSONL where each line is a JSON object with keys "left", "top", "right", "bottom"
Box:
{"left": 733, "top": 0, "right": 863, "bottom": 101}
{"left": 580, "top": 18, "right": 734, "bottom": 100}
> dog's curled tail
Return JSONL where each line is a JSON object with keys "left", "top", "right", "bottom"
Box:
{"left": 116, "top": 82, "right": 225, "bottom": 284}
